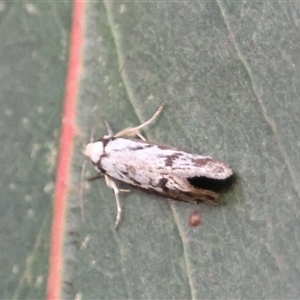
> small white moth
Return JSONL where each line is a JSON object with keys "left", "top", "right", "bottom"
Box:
{"left": 83, "top": 105, "right": 234, "bottom": 229}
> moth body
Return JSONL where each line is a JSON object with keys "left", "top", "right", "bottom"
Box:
{"left": 85, "top": 137, "right": 233, "bottom": 204}
{"left": 83, "top": 105, "right": 234, "bottom": 228}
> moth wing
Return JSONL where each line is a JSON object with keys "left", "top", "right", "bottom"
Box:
{"left": 101, "top": 138, "right": 233, "bottom": 192}
{"left": 103, "top": 139, "right": 233, "bottom": 180}
{"left": 100, "top": 139, "right": 234, "bottom": 204}
{"left": 169, "top": 153, "right": 233, "bottom": 180}
{"left": 155, "top": 173, "right": 220, "bottom": 204}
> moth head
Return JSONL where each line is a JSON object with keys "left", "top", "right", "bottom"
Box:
{"left": 83, "top": 141, "right": 104, "bottom": 163}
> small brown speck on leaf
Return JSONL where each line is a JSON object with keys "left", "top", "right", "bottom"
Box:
{"left": 189, "top": 211, "right": 202, "bottom": 227}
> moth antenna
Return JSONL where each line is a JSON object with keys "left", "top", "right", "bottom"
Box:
{"left": 114, "top": 104, "right": 164, "bottom": 138}
{"left": 104, "top": 121, "right": 114, "bottom": 137}
{"left": 80, "top": 158, "right": 88, "bottom": 221}
{"left": 90, "top": 125, "right": 98, "bottom": 143}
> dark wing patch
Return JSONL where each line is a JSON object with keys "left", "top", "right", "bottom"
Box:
{"left": 130, "top": 144, "right": 153, "bottom": 151}
{"left": 191, "top": 157, "right": 213, "bottom": 167}
{"left": 145, "top": 186, "right": 219, "bottom": 205}
{"left": 164, "top": 152, "right": 184, "bottom": 167}
{"left": 187, "top": 173, "right": 236, "bottom": 193}
{"left": 158, "top": 177, "right": 169, "bottom": 192}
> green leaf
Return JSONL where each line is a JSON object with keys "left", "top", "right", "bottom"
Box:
{"left": 2, "top": 1, "right": 300, "bottom": 299}
{"left": 75, "top": 2, "right": 300, "bottom": 299}
{"left": 0, "top": 1, "right": 71, "bottom": 299}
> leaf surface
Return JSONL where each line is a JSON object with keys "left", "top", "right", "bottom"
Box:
{"left": 1, "top": 1, "right": 300, "bottom": 299}
{"left": 74, "top": 1, "right": 300, "bottom": 299}
{"left": 0, "top": 1, "right": 71, "bottom": 299}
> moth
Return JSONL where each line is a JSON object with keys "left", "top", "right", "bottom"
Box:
{"left": 83, "top": 105, "right": 234, "bottom": 228}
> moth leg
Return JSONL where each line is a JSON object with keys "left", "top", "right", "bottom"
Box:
{"left": 114, "top": 104, "right": 164, "bottom": 138}
{"left": 104, "top": 174, "right": 130, "bottom": 229}
{"left": 136, "top": 133, "right": 147, "bottom": 141}
{"left": 104, "top": 120, "right": 148, "bottom": 139}
{"left": 87, "top": 173, "right": 103, "bottom": 181}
